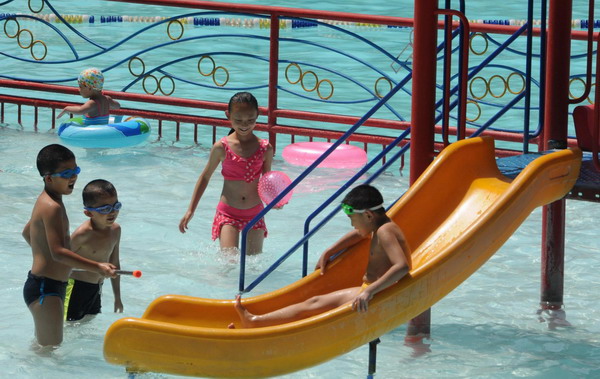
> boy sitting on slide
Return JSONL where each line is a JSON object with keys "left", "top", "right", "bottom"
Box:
{"left": 231, "top": 184, "right": 411, "bottom": 328}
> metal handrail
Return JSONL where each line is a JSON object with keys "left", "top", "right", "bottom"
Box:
{"left": 239, "top": 78, "right": 410, "bottom": 292}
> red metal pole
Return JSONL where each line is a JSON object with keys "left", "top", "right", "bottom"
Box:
{"left": 406, "top": 0, "right": 438, "bottom": 342}
{"left": 267, "top": 14, "right": 280, "bottom": 152}
{"left": 568, "top": 0, "right": 594, "bottom": 104}
{"left": 409, "top": 0, "right": 437, "bottom": 180}
{"left": 593, "top": 32, "right": 600, "bottom": 171}
{"left": 540, "top": 201, "right": 565, "bottom": 309}
{"left": 543, "top": 0, "right": 571, "bottom": 149}
{"left": 540, "top": 0, "right": 572, "bottom": 316}
{"left": 437, "top": 10, "right": 471, "bottom": 140}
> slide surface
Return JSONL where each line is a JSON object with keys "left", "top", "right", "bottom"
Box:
{"left": 104, "top": 137, "right": 581, "bottom": 378}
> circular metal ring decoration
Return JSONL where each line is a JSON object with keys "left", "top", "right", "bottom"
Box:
{"left": 158, "top": 75, "right": 175, "bottom": 96}
{"left": 167, "top": 19, "right": 184, "bottom": 41}
{"left": 198, "top": 55, "right": 216, "bottom": 76}
{"left": 4, "top": 18, "right": 20, "bottom": 39}
{"left": 142, "top": 74, "right": 159, "bottom": 95}
{"left": 4, "top": 18, "right": 47, "bottom": 61}
{"left": 196, "top": 56, "right": 229, "bottom": 87}
{"left": 128, "top": 56, "right": 146, "bottom": 78}
{"left": 30, "top": 40, "right": 47, "bottom": 61}
{"left": 212, "top": 66, "right": 230, "bottom": 87}
{"left": 469, "top": 32, "right": 488, "bottom": 56}
{"left": 300, "top": 70, "right": 319, "bottom": 92}
{"left": 285, "top": 63, "right": 335, "bottom": 100}
{"left": 375, "top": 76, "right": 393, "bottom": 98}
{"left": 568, "top": 77, "right": 586, "bottom": 100}
{"left": 488, "top": 75, "right": 507, "bottom": 98}
{"left": 28, "top": 0, "right": 44, "bottom": 13}
{"left": 317, "top": 79, "right": 334, "bottom": 100}
{"left": 507, "top": 72, "right": 525, "bottom": 95}
{"left": 588, "top": 83, "right": 595, "bottom": 105}
{"left": 469, "top": 72, "right": 525, "bottom": 100}
{"left": 469, "top": 76, "right": 489, "bottom": 100}
{"left": 466, "top": 100, "right": 482, "bottom": 122}
{"left": 285, "top": 63, "right": 302, "bottom": 85}
{"left": 17, "top": 28, "right": 34, "bottom": 49}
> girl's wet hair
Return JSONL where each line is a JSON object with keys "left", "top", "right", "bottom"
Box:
{"left": 342, "top": 184, "right": 385, "bottom": 213}
{"left": 228, "top": 91, "right": 258, "bottom": 113}
{"left": 82, "top": 179, "right": 117, "bottom": 207}
{"left": 36, "top": 144, "right": 75, "bottom": 177}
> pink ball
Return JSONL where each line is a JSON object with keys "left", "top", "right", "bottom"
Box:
{"left": 258, "top": 171, "right": 293, "bottom": 207}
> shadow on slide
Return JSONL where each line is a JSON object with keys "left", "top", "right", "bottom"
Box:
{"left": 104, "top": 136, "right": 581, "bottom": 378}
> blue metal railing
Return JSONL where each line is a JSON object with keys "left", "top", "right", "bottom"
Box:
{"left": 238, "top": 76, "right": 410, "bottom": 292}
{"left": 0, "top": 9, "right": 414, "bottom": 124}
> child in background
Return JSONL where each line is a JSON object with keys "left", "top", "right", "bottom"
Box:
{"left": 22, "top": 144, "right": 116, "bottom": 347}
{"left": 179, "top": 92, "right": 274, "bottom": 254}
{"left": 56, "top": 68, "right": 120, "bottom": 125}
{"left": 64, "top": 179, "right": 123, "bottom": 321}
{"left": 231, "top": 184, "right": 411, "bottom": 328}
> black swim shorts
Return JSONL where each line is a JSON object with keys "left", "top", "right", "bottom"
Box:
{"left": 64, "top": 279, "right": 102, "bottom": 321}
{"left": 23, "top": 271, "right": 68, "bottom": 307}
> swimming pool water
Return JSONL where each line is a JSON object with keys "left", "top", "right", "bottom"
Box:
{"left": 1, "top": 123, "right": 600, "bottom": 378}
{"left": 1, "top": 1, "right": 600, "bottom": 378}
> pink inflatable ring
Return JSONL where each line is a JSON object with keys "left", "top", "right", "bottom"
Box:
{"left": 282, "top": 142, "right": 367, "bottom": 169}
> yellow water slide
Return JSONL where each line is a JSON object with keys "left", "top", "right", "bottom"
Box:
{"left": 104, "top": 137, "right": 581, "bottom": 377}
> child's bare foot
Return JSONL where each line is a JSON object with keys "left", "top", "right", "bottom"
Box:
{"left": 233, "top": 294, "right": 257, "bottom": 328}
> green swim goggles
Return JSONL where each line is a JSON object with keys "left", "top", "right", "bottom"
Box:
{"left": 341, "top": 203, "right": 384, "bottom": 215}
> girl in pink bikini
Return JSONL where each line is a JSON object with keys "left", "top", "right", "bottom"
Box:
{"left": 179, "top": 92, "right": 274, "bottom": 254}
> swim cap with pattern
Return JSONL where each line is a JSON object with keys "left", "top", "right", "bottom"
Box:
{"left": 78, "top": 68, "right": 104, "bottom": 91}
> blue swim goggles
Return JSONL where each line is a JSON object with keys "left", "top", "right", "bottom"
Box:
{"left": 84, "top": 201, "right": 122, "bottom": 214}
{"left": 341, "top": 203, "right": 384, "bottom": 215}
{"left": 50, "top": 166, "right": 81, "bottom": 179}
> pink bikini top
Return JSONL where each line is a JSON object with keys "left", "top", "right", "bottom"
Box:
{"left": 221, "top": 137, "right": 268, "bottom": 183}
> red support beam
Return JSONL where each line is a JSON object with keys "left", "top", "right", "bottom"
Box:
{"left": 267, "top": 13, "right": 280, "bottom": 151}
{"left": 543, "top": 0, "right": 572, "bottom": 148}
{"left": 539, "top": 0, "right": 572, "bottom": 318}
{"left": 409, "top": 0, "right": 438, "bottom": 181}
{"left": 406, "top": 0, "right": 438, "bottom": 342}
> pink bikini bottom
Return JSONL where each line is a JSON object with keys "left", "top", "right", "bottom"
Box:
{"left": 212, "top": 202, "right": 268, "bottom": 240}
